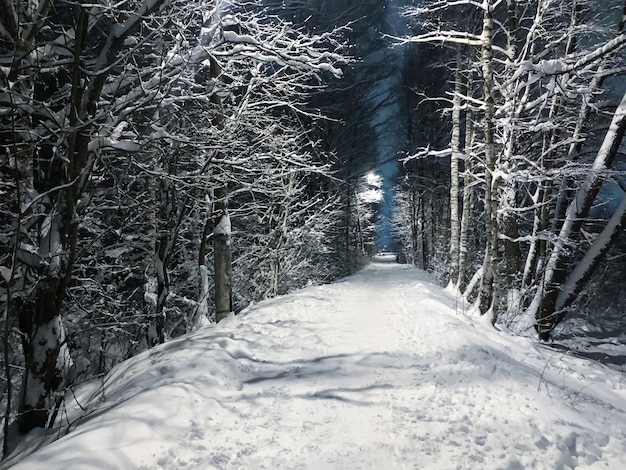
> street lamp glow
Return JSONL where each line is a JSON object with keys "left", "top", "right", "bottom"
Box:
{"left": 366, "top": 171, "right": 382, "bottom": 188}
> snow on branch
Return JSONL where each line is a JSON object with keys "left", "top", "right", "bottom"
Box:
{"left": 218, "top": 12, "right": 346, "bottom": 79}
{"left": 403, "top": 0, "right": 486, "bottom": 16}
{"left": 402, "top": 146, "right": 452, "bottom": 164}
{"left": 508, "top": 34, "right": 626, "bottom": 84}
{"left": 387, "top": 30, "right": 511, "bottom": 58}
{"left": 396, "top": 30, "right": 483, "bottom": 47}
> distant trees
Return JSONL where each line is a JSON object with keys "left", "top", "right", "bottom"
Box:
{"left": 393, "top": 35, "right": 455, "bottom": 275}
{"left": 0, "top": 0, "right": 346, "bottom": 442}
{"left": 397, "top": 0, "right": 626, "bottom": 338}
{"left": 267, "top": 0, "right": 412, "bottom": 270}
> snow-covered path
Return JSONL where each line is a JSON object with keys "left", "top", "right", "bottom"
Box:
{"left": 5, "top": 255, "right": 626, "bottom": 469}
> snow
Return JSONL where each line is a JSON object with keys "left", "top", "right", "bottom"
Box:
{"left": 5, "top": 255, "right": 626, "bottom": 469}
{"left": 222, "top": 30, "right": 258, "bottom": 45}
{"left": 213, "top": 214, "right": 231, "bottom": 236}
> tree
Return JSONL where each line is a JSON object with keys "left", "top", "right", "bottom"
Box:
{"left": 0, "top": 0, "right": 191, "bottom": 433}
{"left": 0, "top": 0, "right": 346, "bottom": 438}
{"left": 401, "top": 0, "right": 626, "bottom": 336}
{"left": 529, "top": 90, "right": 626, "bottom": 339}
{"left": 449, "top": 46, "right": 463, "bottom": 287}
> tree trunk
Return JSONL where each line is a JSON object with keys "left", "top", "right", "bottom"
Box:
{"left": 411, "top": 188, "right": 419, "bottom": 265}
{"left": 17, "top": 206, "right": 72, "bottom": 433}
{"left": 529, "top": 90, "right": 626, "bottom": 339}
{"left": 17, "top": 278, "right": 71, "bottom": 433}
{"left": 449, "top": 46, "right": 463, "bottom": 286}
{"left": 458, "top": 71, "right": 475, "bottom": 291}
{"left": 15, "top": 5, "right": 91, "bottom": 433}
{"left": 153, "top": 248, "right": 168, "bottom": 345}
{"left": 143, "top": 170, "right": 159, "bottom": 345}
{"left": 420, "top": 194, "right": 428, "bottom": 270}
{"left": 556, "top": 192, "right": 626, "bottom": 313}
{"left": 193, "top": 217, "right": 213, "bottom": 331}
{"left": 477, "top": 0, "right": 498, "bottom": 322}
{"left": 501, "top": 178, "right": 522, "bottom": 282}
{"left": 522, "top": 185, "right": 547, "bottom": 288}
{"left": 213, "top": 186, "right": 233, "bottom": 323}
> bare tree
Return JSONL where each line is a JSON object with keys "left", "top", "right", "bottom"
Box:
{"left": 0, "top": 0, "right": 345, "bottom": 437}
{"left": 402, "top": 0, "right": 626, "bottom": 336}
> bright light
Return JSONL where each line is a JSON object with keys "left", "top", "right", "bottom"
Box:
{"left": 359, "top": 172, "right": 383, "bottom": 203}
{"left": 366, "top": 172, "right": 383, "bottom": 188}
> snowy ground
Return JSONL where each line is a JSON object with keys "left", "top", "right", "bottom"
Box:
{"left": 3, "top": 255, "right": 626, "bottom": 469}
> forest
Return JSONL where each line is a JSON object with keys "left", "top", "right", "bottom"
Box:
{"left": 1, "top": 0, "right": 625, "bottom": 458}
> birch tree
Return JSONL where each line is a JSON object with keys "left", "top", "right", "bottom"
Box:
{"left": 529, "top": 91, "right": 626, "bottom": 339}
{"left": 401, "top": 0, "right": 499, "bottom": 317}
{"left": 403, "top": 0, "right": 626, "bottom": 335}
{"left": 449, "top": 46, "right": 463, "bottom": 287}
